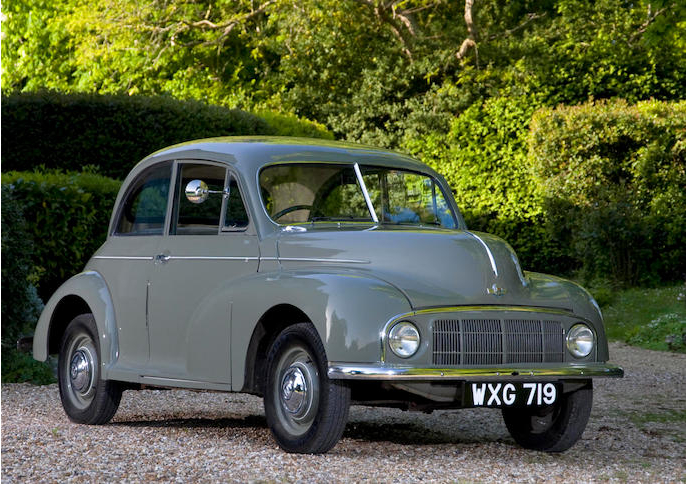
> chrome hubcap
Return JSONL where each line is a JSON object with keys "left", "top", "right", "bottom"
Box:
{"left": 281, "top": 365, "right": 308, "bottom": 416}
{"left": 274, "top": 347, "right": 319, "bottom": 436}
{"left": 70, "top": 350, "right": 92, "bottom": 392}
{"left": 63, "top": 333, "right": 97, "bottom": 409}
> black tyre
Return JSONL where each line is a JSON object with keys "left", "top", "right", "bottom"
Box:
{"left": 58, "top": 313, "right": 122, "bottom": 424}
{"left": 502, "top": 382, "right": 593, "bottom": 452}
{"left": 264, "top": 323, "right": 350, "bottom": 453}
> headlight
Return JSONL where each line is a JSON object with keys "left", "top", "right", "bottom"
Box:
{"left": 566, "top": 323, "right": 595, "bottom": 358}
{"left": 388, "top": 321, "right": 420, "bottom": 358}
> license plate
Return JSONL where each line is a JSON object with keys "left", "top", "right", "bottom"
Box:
{"left": 469, "top": 382, "right": 559, "bottom": 407}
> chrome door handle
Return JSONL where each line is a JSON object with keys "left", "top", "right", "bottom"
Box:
{"left": 154, "top": 254, "right": 170, "bottom": 264}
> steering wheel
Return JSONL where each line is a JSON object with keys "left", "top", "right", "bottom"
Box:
{"left": 273, "top": 204, "right": 313, "bottom": 220}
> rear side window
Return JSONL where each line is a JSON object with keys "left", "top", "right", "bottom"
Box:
{"left": 114, "top": 162, "right": 172, "bottom": 235}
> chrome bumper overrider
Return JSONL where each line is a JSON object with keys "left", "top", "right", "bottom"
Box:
{"left": 327, "top": 363, "right": 624, "bottom": 380}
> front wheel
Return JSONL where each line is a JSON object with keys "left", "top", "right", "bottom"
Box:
{"left": 264, "top": 323, "right": 350, "bottom": 453}
{"left": 502, "top": 382, "right": 593, "bottom": 452}
{"left": 58, "top": 313, "right": 122, "bottom": 424}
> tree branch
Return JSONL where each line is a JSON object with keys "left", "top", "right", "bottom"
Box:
{"left": 487, "top": 12, "right": 547, "bottom": 41}
{"left": 351, "top": 0, "right": 417, "bottom": 60}
{"left": 628, "top": 4, "right": 671, "bottom": 44}
{"left": 455, "top": 0, "right": 478, "bottom": 66}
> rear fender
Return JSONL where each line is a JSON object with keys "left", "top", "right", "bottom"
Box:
{"left": 33, "top": 271, "right": 118, "bottom": 376}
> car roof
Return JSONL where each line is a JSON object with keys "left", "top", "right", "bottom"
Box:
{"left": 113, "top": 136, "right": 460, "bottom": 237}
{"left": 143, "top": 136, "right": 434, "bottom": 174}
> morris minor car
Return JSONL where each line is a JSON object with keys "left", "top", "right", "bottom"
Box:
{"left": 33, "top": 137, "right": 623, "bottom": 453}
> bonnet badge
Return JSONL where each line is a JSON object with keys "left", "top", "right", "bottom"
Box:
{"left": 487, "top": 284, "right": 507, "bottom": 296}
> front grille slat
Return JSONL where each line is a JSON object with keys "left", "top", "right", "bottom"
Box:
{"left": 432, "top": 317, "right": 565, "bottom": 366}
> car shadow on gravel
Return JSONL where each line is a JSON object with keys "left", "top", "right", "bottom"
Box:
{"left": 112, "top": 414, "right": 267, "bottom": 430}
{"left": 343, "top": 421, "right": 494, "bottom": 446}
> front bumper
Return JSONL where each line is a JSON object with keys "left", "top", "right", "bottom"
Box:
{"left": 328, "top": 362, "right": 624, "bottom": 381}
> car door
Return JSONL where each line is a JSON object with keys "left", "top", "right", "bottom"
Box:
{"left": 91, "top": 161, "right": 173, "bottom": 372}
{"left": 146, "top": 161, "right": 259, "bottom": 384}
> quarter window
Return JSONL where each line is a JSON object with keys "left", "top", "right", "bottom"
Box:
{"left": 115, "top": 162, "right": 172, "bottom": 235}
{"left": 171, "top": 163, "right": 250, "bottom": 235}
{"left": 224, "top": 177, "right": 249, "bottom": 230}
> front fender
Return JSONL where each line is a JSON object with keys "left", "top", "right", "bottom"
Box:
{"left": 230, "top": 269, "right": 412, "bottom": 390}
{"left": 33, "top": 271, "right": 118, "bottom": 372}
{"left": 526, "top": 271, "right": 609, "bottom": 362}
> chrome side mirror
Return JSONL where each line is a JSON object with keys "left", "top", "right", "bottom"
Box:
{"left": 185, "top": 180, "right": 229, "bottom": 204}
{"left": 185, "top": 180, "right": 210, "bottom": 204}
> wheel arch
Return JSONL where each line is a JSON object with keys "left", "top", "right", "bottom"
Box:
{"left": 47, "top": 295, "right": 92, "bottom": 355}
{"left": 242, "top": 303, "right": 312, "bottom": 396}
{"left": 33, "top": 271, "right": 119, "bottom": 376}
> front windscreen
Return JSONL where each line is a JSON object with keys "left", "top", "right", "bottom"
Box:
{"left": 259, "top": 163, "right": 456, "bottom": 228}
{"left": 360, "top": 166, "right": 456, "bottom": 228}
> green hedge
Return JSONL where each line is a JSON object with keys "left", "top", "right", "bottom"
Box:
{"left": 1, "top": 185, "right": 44, "bottom": 342}
{"left": 1, "top": 170, "right": 122, "bottom": 300}
{"left": 404, "top": 96, "right": 556, "bottom": 271}
{"left": 529, "top": 99, "right": 686, "bottom": 285}
{"left": 405, "top": 97, "right": 685, "bottom": 285}
{"left": 1, "top": 91, "right": 332, "bottom": 179}
{"left": 1, "top": 185, "right": 55, "bottom": 384}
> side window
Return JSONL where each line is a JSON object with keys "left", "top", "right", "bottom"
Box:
{"left": 115, "top": 162, "right": 172, "bottom": 235}
{"left": 224, "top": 176, "right": 249, "bottom": 230}
{"left": 172, "top": 163, "right": 227, "bottom": 235}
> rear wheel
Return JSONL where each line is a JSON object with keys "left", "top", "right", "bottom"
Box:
{"left": 501, "top": 382, "right": 593, "bottom": 452}
{"left": 58, "top": 313, "right": 122, "bottom": 424}
{"left": 264, "top": 323, "right": 350, "bottom": 453}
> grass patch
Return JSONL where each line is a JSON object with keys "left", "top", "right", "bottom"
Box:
{"left": 627, "top": 409, "right": 686, "bottom": 426}
{"left": 593, "top": 284, "right": 686, "bottom": 353}
{"left": 622, "top": 409, "right": 686, "bottom": 443}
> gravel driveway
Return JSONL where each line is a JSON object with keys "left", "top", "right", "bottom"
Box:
{"left": 2, "top": 342, "right": 684, "bottom": 483}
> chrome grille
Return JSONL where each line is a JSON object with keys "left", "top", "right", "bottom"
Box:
{"left": 463, "top": 319, "right": 502, "bottom": 365}
{"left": 432, "top": 318, "right": 565, "bottom": 366}
{"left": 433, "top": 319, "right": 461, "bottom": 365}
{"left": 543, "top": 320, "right": 565, "bottom": 362}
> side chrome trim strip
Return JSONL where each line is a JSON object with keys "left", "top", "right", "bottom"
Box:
{"left": 168, "top": 256, "right": 259, "bottom": 261}
{"left": 93, "top": 256, "right": 154, "bottom": 261}
{"left": 260, "top": 256, "right": 370, "bottom": 264}
{"left": 94, "top": 255, "right": 369, "bottom": 264}
{"left": 328, "top": 363, "right": 625, "bottom": 381}
{"left": 354, "top": 162, "right": 379, "bottom": 223}
{"left": 465, "top": 231, "right": 498, "bottom": 277}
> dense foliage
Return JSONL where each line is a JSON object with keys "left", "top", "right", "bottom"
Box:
{"left": 529, "top": 99, "right": 686, "bottom": 285}
{"left": 1, "top": 186, "right": 44, "bottom": 342}
{"left": 1, "top": 91, "right": 330, "bottom": 179}
{"left": 1, "top": 171, "right": 122, "bottom": 300}
{"left": 3, "top": 1, "right": 683, "bottom": 137}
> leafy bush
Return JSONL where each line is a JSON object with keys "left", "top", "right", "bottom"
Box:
{"left": 529, "top": 99, "right": 686, "bottom": 285}
{"left": 1, "top": 185, "right": 54, "bottom": 383}
{"left": 602, "top": 284, "right": 686, "bottom": 353}
{"left": 1, "top": 349, "right": 55, "bottom": 385}
{"left": 1, "top": 170, "right": 122, "bottom": 301}
{"left": 1, "top": 91, "right": 332, "bottom": 180}
{"left": 1, "top": 186, "right": 44, "bottom": 342}
{"left": 627, "top": 313, "right": 686, "bottom": 352}
{"left": 257, "top": 110, "right": 334, "bottom": 140}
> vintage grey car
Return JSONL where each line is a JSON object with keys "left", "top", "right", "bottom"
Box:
{"left": 34, "top": 137, "right": 623, "bottom": 453}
